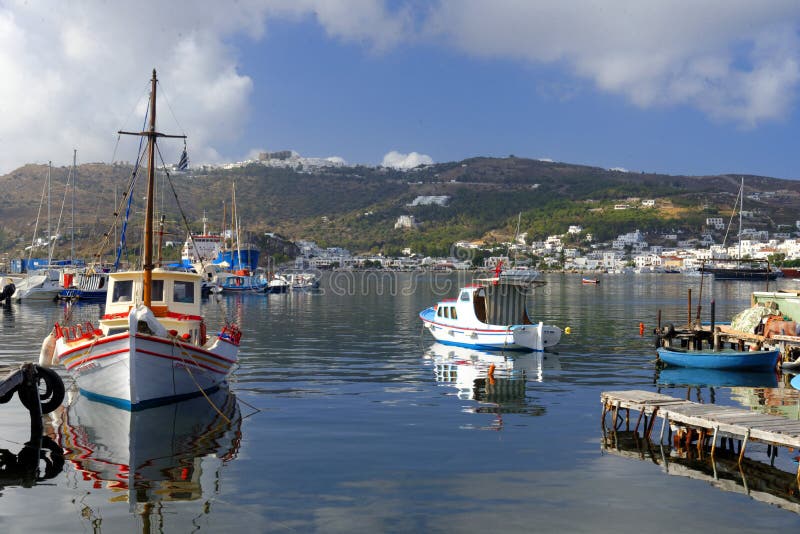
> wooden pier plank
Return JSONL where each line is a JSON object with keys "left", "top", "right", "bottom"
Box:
{"left": 602, "top": 390, "right": 800, "bottom": 450}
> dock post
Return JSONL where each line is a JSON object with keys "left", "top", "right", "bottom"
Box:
{"left": 738, "top": 429, "right": 750, "bottom": 465}
{"left": 645, "top": 407, "right": 659, "bottom": 440}
{"left": 687, "top": 289, "right": 692, "bottom": 329}
{"left": 710, "top": 426, "right": 719, "bottom": 457}
{"left": 633, "top": 409, "right": 644, "bottom": 433}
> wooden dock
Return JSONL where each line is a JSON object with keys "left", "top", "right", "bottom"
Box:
{"left": 601, "top": 390, "right": 800, "bottom": 478}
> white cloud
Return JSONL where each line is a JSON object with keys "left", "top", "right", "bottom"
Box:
{"left": 425, "top": 0, "right": 800, "bottom": 126}
{"left": 0, "top": 0, "right": 410, "bottom": 173}
{"left": 382, "top": 151, "right": 434, "bottom": 169}
{"left": 3, "top": 1, "right": 800, "bottom": 174}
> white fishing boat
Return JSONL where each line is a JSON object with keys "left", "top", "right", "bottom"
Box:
{"left": 419, "top": 277, "right": 563, "bottom": 351}
{"left": 12, "top": 268, "right": 64, "bottom": 301}
{"left": 39, "top": 70, "right": 241, "bottom": 410}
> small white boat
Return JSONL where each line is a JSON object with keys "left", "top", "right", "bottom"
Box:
{"left": 419, "top": 278, "right": 562, "bottom": 352}
{"left": 12, "top": 268, "right": 63, "bottom": 301}
{"left": 40, "top": 70, "right": 242, "bottom": 410}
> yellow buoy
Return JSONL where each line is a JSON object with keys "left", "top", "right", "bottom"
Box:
{"left": 565, "top": 327, "right": 572, "bottom": 335}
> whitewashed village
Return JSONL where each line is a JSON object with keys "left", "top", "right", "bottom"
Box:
{"left": 291, "top": 195, "right": 800, "bottom": 274}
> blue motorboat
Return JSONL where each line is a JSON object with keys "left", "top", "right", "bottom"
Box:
{"left": 656, "top": 346, "right": 780, "bottom": 370}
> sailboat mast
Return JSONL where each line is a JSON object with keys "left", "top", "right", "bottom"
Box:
{"left": 143, "top": 69, "right": 158, "bottom": 306}
{"left": 71, "top": 149, "right": 76, "bottom": 264}
{"left": 738, "top": 177, "right": 743, "bottom": 261}
{"left": 47, "top": 161, "right": 51, "bottom": 265}
{"left": 117, "top": 69, "right": 186, "bottom": 306}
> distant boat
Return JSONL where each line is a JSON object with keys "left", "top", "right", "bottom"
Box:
{"left": 218, "top": 269, "right": 268, "bottom": 292}
{"left": 703, "top": 177, "right": 779, "bottom": 281}
{"left": 701, "top": 263, "right": 778, "bottom": 281}
{"left": 656, "top": 346, "right": 779, "bottom": 370}
{"left": 13, "top": 268, "right": 64, "bottom": 301}
{"left": 581, "top": 277, "right": 599, "bottom": 285}
{"left": 419, "top": 277, "right": 562, "bottom": 352}
{"left": 58, "top": 270, "right": 109, "bottom": 302}
{"left": 779, "top": 267, "right": 800, "bottom": 279}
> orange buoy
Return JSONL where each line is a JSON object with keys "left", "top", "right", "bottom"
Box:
{"left": 639, "top": 322, "right": 645, "bottom": 336}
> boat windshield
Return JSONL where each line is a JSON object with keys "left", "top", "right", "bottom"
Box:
{"left": 112, "top": 280, "right": 133, "bottom": 303}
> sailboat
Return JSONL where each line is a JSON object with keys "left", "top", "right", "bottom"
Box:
{"left": 498, "top": 213, "right": 540, "bottom": 283}
{"left": 39, "top": 70, "right": 242, "bottom": 410}
{"left": 13, "top": 161, "right": 66, "bottom": 301}
{"left": 702, "top": 177, "right": 778, "bottom": 281}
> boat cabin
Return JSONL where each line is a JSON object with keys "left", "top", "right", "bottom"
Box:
{"left": 436, "top": 281, "right": 533, "bottom": 326}
{"left": 100, "top": 269, "right": 204, "bottom": 343}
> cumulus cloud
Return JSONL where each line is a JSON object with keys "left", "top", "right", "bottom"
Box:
{"left": 0, "top": 0, "right": 412, "bottom": 173}
{"left": 382, "top": 151, "right": 434, "bottom": 169}
{"left": 3, "top": 1, "right": 799, "bottom": 173}
{"left": 424, "top": 0, "right": 800, "bottom": 126}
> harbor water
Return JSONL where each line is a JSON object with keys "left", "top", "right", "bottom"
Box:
{"left": 1, "top": 272, "right": 799, "bottom": 532}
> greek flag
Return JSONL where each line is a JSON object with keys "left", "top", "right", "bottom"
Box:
{"left": 178, "top": 147, "right": 189, "bottom": 171}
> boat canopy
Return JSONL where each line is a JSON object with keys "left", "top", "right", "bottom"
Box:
{"left": 479, "top": 283, "right": 531, "bottom": 326}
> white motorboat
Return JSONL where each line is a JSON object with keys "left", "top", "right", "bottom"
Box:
{"left": 419, "top": 277, "right": 562, "bottom": 352}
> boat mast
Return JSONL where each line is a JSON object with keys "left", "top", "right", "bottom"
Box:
{"left": 47, "top": 161, "right": 52, "bottom": 265}
{"left": 143, "top": 70, "right": 158, "bottom": 306}
{"left": 738, "top": 176, "right": 743, "bottom": 261}
{"left": 71, "top": 149, "right": 76, "bottom": 265}
{"left": 118, "top": 69, "right": 186, "bottom": 307}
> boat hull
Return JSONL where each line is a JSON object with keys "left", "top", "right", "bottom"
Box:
{"left": 56, "top": 332, "right": 238, "bottom": 410}
{"left": 656, "top": 347, "right": 779, "bottom": 370}
{"left": 419, "top": 307, "right": 561, "bottom": 351}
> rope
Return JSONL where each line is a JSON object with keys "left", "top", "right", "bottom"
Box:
{"left": 154, "top": 143, "right": 236, "bottom": 327}
{"left": 170, "top": 337, "right": 231, "bottom": 424}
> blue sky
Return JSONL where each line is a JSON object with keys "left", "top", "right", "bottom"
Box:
{"left": 2, "top": 1, "right": 800, "bottom": 178}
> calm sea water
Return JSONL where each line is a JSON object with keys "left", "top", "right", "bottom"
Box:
{"left": 1, "top": 272, "right": 799, "bottom": 533}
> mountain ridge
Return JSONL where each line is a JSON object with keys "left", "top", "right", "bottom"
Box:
{"left": 1, "top": 156, "right": 798, "bottom": 260}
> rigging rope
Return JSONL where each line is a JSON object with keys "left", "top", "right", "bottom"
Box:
{"left": 92, "top": 103, "right": 151, "bottom": 269}
{"left": 154, "top": 142, "right": 237, "bottom": 328}
{"left": 27, "top": 170, "right": 48, "bottom": 266}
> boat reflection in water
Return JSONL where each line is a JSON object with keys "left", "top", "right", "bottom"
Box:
{"left": 50, "top": 387, "right": 241, "bottom": 527}
{"left": 425, "top": 342, "right": 551, "bottom": 425}
{"left": 655, "top": 366, "right": 788, "bottom": 409}
{"left": 656, "top": 367, "right": 779, "bottom": 389}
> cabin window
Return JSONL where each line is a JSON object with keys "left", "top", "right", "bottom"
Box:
{"left": 460, "top": 291, "right": 470, "bottom": 301}
{"left": 151, "top": 280, "right": 164, "bottom": 301}
{"left": 173, "top": 281, "right": 195, "bottom": 303}
{"left": 437, "top": 307, "right": 443, "bottom": 318}
{"left": 112, "top": 280, "right": 133, "bottom": 302}
{"left": 444, "top": 307, "right": 450, "bottom": 319}
{"left": 451, "top": 307, "right": 458, "bottom": 320}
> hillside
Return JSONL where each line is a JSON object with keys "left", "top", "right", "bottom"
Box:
{"left": 1, "top": 156, "right": 799, "bottom": 262}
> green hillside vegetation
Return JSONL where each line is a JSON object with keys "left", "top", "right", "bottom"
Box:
{"left": 1, "top": 156, "right": 798, "bottom": 263}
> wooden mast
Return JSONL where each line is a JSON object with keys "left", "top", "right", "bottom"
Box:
{"left": 118, "top": 69, "right": 186, "bottom": 308}
{"left": 143, "top": 69, "right": 157, "bottom": 306}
